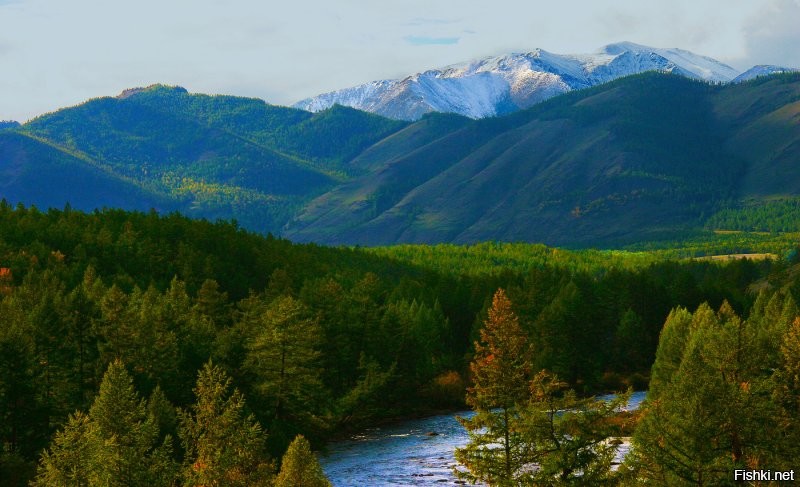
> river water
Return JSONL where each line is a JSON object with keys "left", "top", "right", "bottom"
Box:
{"left": 320, "top": 391, "right": 646, "bottom": 486}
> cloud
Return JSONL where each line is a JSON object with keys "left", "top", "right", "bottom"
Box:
{"left": 405, "top": 17, "right": 458, "bottom": 26}
{"left": 741, "top": 0, "right": 800, "bottom": 67}
{"left": 404, "top": 36, "right": 460, "bottom": 46}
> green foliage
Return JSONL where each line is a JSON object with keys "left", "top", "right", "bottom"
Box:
{"left": 33, "top": 360, "right": 178, "bottom": 487}
{"left": 706, "top": 197, "right": 800, "bottom": 232}
{"left": 179, "top": 362, "right": 273, "bottom": 487}
{"left": 518, "top": 372, "right": 629, "bottom": 485}
{"left": 369, "top": 242, "right": 662, "bottom": 276}
{"left": 456, "top": 290, "right": 631, "bottom": 486}
{"left": 0, "top": 204, "right": 793, "bottom": 483}
{"left": 244, "top": 295, "right": 325, "bottom": 438}
{"left": 771, "top": 317, "right": 800, "bottom": 466}
{"left": 275, "top": 435, "right": 331, "bottom": 487}
{"left": 629, "top": 299, "right": 797, "bottom": 484}
{"left": 32, "top": 412, "right": 94, "bottom": 487}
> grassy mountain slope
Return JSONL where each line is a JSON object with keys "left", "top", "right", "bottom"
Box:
{"left": 102, "top": 87, "right": 407, "bottom": 173}
{"left": 22, "top": 87, "right": 334, "bottom": 195}
{"left": 286, "top": 73, "right": 760, "bottom": 246}
{"left": 713, "top": 74, "right": 800, "bottom": 196}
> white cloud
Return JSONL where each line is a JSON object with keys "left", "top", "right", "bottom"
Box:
{"left": 0, "top": 0, "right": 797, "bottom": 122}
{"left": 739, "top": 0, "right": 800, "bottom": 67}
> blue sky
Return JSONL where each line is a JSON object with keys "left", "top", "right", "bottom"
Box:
{"left": 1, "top": 0, "right": 799, "bottom": 122}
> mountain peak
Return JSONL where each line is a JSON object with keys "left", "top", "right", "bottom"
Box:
{"left": 0, "top": 120, "right": 20, "bottom": 130}
{"left": 117, "top": 84, "right": 188, "bottom": 99}
{"left": 733, "top": 65, "right": 800, "bottom": 83}
{"left": 293, "top": 42, "right": 741, "bottom": 120}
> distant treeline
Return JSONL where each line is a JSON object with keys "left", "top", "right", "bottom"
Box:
{"left": 706, "top": 197, "right": 800, "bottom": 232}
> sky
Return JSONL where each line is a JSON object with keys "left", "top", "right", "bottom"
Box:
{"left": 1, "top": 0, "right": 799, "bottom": 122}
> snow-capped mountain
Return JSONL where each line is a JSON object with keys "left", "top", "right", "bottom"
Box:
{"left": 293, "top": 42, "right": 740, "bottom": 120}
{"left": 733, "top": 65, "right": 800, "bottom": 83}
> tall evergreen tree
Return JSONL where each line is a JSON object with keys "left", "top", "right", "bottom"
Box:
{"left": 518, "top": 371, "right": 629, "bottom": 485}
{"left": 772, "top": 317, "right": 800, "bottom": 468}
{"left": 631, "top": 301, "right": 784, "bottom": 485}
{"left": 32, "top": 412, "right": 94, "bottom": 487}
{"left": 455, "top": 288, "right": 530, "bottom": 486}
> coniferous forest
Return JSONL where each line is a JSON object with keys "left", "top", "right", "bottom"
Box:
{"left": 0, "top": 203, "right": 799, "bottom": 485}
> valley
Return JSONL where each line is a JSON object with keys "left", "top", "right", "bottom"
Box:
{"left": 1, "top": 46, "right": 800, "bottom": 486}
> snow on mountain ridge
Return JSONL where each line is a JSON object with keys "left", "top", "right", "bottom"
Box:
{"left": 292, "top": 42, "right": 742, "bottom": 120}
{"left": 733, "top": 65, "right": 800, "bottom": 83}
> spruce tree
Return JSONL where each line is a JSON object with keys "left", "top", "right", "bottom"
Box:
{"left": 274, "top": 435, "right": 331, "bottom": 487}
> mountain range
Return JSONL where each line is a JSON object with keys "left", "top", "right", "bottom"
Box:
{"left": 285, "top": 72, "right": 800, "bottom": 246}
{"left": 1, "top": 53, "right": 799, "bottom": 247}
{"left": 294, "top": 42, "right": 761, "bottom": 120}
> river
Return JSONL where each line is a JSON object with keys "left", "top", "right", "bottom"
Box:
{"left": 320, "top": 391, "right": 646, "bottom": 486}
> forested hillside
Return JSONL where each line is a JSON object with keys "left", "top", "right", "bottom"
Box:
{"left": 3, "top": 85, "right": 406, "bottom": 234}
{"left": 1, "top": 204, "right": 795, "bottom": 484}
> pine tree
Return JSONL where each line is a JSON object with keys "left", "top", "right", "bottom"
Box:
{"left": 245, "top": 295, "right": 324, "bottom": 425}
{"left": 179, "top": 361, "right": 273, "bottom": 486}
{"left": 455, "top": 288, "right": 530, "bottom": 486}
{"left": 274, "top": 435, "right": 331, "bottom": 487}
